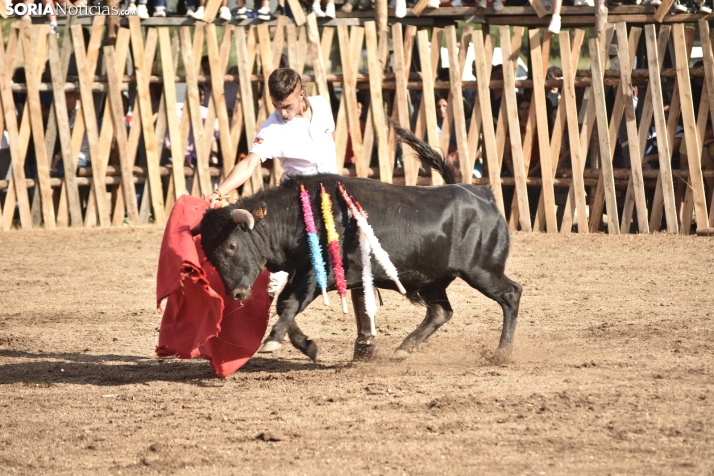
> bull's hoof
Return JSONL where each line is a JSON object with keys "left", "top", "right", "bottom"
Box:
{"left": 304, "top": 340, "right": 318, "bottom": 363}
{"left": 257, "top": 340, "right": 283, "bottom": 353}
{"left": 392, "top": 349, "right": 410, "bottom": 361}
{"left": 353, "top": 342, "right": 387, "bottom": 362}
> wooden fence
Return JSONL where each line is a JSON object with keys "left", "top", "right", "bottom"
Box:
{"left": 1, "top": 13, "right": 714, "bottom": 234}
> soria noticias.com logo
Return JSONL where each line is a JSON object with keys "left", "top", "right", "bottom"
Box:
{"left": 5, "top": 3, "right": 137, "bottom": 16}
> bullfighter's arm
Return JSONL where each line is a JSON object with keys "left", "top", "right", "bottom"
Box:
{"left": 205, "top": 152, "right": 261, "bottom": 207}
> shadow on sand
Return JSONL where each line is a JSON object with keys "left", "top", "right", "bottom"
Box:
{"left": 0, "top": 349, "right": 345, "bottom": 386}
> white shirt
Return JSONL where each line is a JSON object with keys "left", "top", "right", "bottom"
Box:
{"left": 249, "top": 95, "right": 337, "bottom": 177}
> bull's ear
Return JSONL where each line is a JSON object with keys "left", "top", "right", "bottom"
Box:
{"left": 231, "top": 208, "right": 255, "bottom": 230}
{"left": 190, "top": 223, "right": 202, "bottom": 236}
{"left": 252, "top": 202, "right": 268, "bottom": 222}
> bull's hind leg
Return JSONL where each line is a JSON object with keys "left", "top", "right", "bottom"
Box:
{"left": 394, "top": 283, "right": 453, "bottom": 360}
{"left": 462, "top": 270, "right": 522, "bottom": 352}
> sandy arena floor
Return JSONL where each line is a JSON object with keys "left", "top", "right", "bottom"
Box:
{"left": 0, "top": 227, "right": 713, "bottom": 475}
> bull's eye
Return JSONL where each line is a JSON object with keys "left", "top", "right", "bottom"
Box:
{"left": 229, "top": 243, "right": 236, "bottom": 251}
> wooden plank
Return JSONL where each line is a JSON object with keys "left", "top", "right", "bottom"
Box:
{"left": 179, "top": 26, "right": 212, "bottom": 197}
{"left": 653, "top": 0, "right": 676, "bottom": 23}
{"left": 295, "top": 26, "right": 308, "bottom": 75}
{"left": 235, "top": 26, "right": 263, "bottom": 197}
{"left": 444, "top": 25, "right": 472, "bottom": 186}
{"left": 129, "top": 18, "right": 165, "bottom": 224}
{"left": 337, "top": 25, "right": 363, "bottom": 175}
{"left": 71, "top": 24, "right": 113, "bottom": 227}
{"left": 560, "top": 30, "right": 589, "bottom": 233}
{"left": 557, "top": 26, "right": 611, "bottom": 233}
{"left": 201, "top": 0, "right": 223, "bottom": 23}
{"left": 614, "top": 22, "right": 649, "bottom": 234}
{"left": 644, "top": 25, "right": 679, "bottom": 233}
{"left": 494, "top": 26, "right": 524, "bottom": 200}
{"left": 411, "top": 0, "right": 431, "bottom": 17}
{"left": 391, "top": 23, "right": 416, "bottom": 186}
{"left": 257, "top": 23, "right": 275, "bottom": 117}
{"left": 650, "top": 27, "right": 694, "bottom": 232}
{"left": 0, "top": 28, "right": 32, "bottom": 229}
{"left": 272, "top": 16, "right": 289, "bottom": 64}
{"left": 286, "top": 0, "right": 307, "bottom": 26}
{"left": 621, "top": 25, "right": 673, "bottom": 233}
{"left": 529, "top": 0, "right": 549, "bottom": 18}
{"left": 159, "top": 28, "right": 187, "bottom": 200}
{"left": 681, "top": 78, "right": 710, "bottom": 233}
{"left": 21, "top": 25, "right": 55, "bottom": 229}
{"left": 45, "top": 17, "right": 79, "bottom": 228}
{"left": 286, "top": 24, "right": 299, "bottom": 70}
{"left": 673, "top": 23, "right": 709, "bottom": 230}
{"left": 589, "top": 38, "right": 620, "bottom": 234}
{"left": 206, "top": 24, "right": 235, "bottom": 179}
{"left": 500, "top": 26, "right": 531, "bottom": 232}
{"left": 320, "top": 26, "right": 334, "bottom": 69}
{"left": 528, "top": 29, "right": 557, "bottom": 233}
{"left": 307, "top": 13, "right": 331, "bottom": 104}
{"left": 417, "top": 29, "right": 444, "bottom": 187}
{"left": 473, "top": 32, "right": 504, "bottom": 215}
{"left": 699, "top": 20, "right": 714, "bottom": 157}
{"left": 586, "top": 27, "right": 641, "bottom": 233}
{"left": 364, "top": 21, "right": 390, "bottom": 184}
{"left": 466, "top": 33, "right": 495, "bottom": 192}
{"left": 104, "top": 45, "right": 141, "bottom": 225}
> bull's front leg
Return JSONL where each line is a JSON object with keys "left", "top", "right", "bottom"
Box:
{"left": 258, "top": 275, "right": 321, "bottom": 362}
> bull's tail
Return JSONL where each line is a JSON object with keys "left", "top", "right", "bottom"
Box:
{"left": 393, "top": 123, "right": 456, "bottom": 185}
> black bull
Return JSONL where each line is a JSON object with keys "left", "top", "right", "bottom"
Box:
{"left": 197, "top": 127, "right": 522, "bottom": 361}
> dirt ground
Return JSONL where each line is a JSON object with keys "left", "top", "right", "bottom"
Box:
{"left": 1, "top": 227, "right": 713, "bottom": 475}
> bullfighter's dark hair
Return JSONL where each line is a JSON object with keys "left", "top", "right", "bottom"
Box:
{"left": 268, "top": 68, "right": 303, "bottom": 102}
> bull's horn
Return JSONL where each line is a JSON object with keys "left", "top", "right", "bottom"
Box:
{"left": 231, "top": 209, "right": 255, "bottom": 230}
{"left": 190, "top": 223, "right": 201, "bottom": 236}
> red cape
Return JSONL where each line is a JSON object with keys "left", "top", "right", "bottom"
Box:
{"left": 155, "top": 195, "right": 270, "bottom": 377}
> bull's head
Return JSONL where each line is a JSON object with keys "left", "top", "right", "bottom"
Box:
{"left": 193, "top": 203, "right": 268, "bottom": 301}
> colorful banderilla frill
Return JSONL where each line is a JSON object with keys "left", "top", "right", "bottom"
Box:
{"left": 320, "top": 184, "right": 348, "bottom": 314}
{"left": 299, "top": 184, "right": 329, "bottom": 305}
{"left": 337, "top": 182, "right": 406, "bottom": 295}
{"left": 337, "top": 182, "right": 406, "bottom": 334}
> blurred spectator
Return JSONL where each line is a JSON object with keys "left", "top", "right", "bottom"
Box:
{"left": 546, "top": 66, "right": 562, "bottom": 109}
{"left": 344, "top": 91, "right": 366, "bottom": 169}
{"left": 191, "top": 0, "right": 232, "bottom": 20}
{"left": 235, "top": 0, "right": 272, "bottom": 20}
{"left": 312, "top": 0, "right": 336, "bottom": 18}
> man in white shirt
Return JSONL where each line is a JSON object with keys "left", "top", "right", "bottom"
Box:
{"left": 205, "top": 68, "right": 336, "bottom": 205}
{"left": 205, "top": 68, "right": 381, "bottom": 361}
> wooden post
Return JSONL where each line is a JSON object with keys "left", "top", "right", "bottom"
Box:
{"left": 500, "top": 26, "right": 531, "bottom": 232}
{"left": 673, "top": 24, "right": 709, "bottom": 230}
{"left": 206, "top": 24, "right": 235, "bottom": 179}
{"left": 338, "top": 25, "right": 365, "bottom": 178}
{"left": 615, "top": 23, "right": 649, "bottom": 234}
{"left": 307, "top": 13, "right": 330, "bottom": 104}
{"left": 391, "top": 23, "right": 416, "bottom": 186}
{"left": 104, "top": 45, "right": 141, "bottom": 225}
{"left": 20, "top": 25, "right": 55, "bottom": 229}
{"left": 589, "top": 38, "right": 619, "bottom": 234}
{"left": 473, "top": 32, "right": 504, "bottom": 216}
{"left": 180, "top": 26, "right": 213, "bottom": 198}
{"left": 529, "top": 29, "right": 557, "bottom": 233}
{"left": 235, "top": 27, "right": 263, "bottom": 197}
{"left": 0, "top": 28, "right": 32, "bottom": 229}
{"left": 644, "top": 25, "right": 679, "bottom": 233}
{"left": 128, "top": 18, "right": 165, "bottom": 224}
{"left": 417, "top": 29, "right": 446, "bottom": 188}
{"left": 286, "top": 0, "right": 307, "bottom": 26}
{"left": 364, "top": 22, "right": 390, "bottom": 184}
{"left": 444, "top": 25, "right": 472, "bottom": 185}
{"left": 71, "top": 24, "right": 113, "bottom": 227}
{"left": 560, "top": 30, "right": 589, "bottom": 233}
